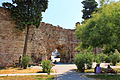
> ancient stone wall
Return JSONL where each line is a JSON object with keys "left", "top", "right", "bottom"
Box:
{"left": 0, "top": 8, "right": 79, "bottom": 67}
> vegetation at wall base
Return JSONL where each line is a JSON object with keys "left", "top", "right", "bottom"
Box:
{"left": 21, "top": 55, "right": 31, "bottom": 69}
{"left": 41, "top": 60, "right": 53, "bottom": 75}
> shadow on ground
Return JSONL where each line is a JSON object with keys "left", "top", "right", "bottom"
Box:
{"left": 54, "top": 70, "right": 95, "bottom": 80}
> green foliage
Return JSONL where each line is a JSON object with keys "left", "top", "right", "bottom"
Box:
{"left": 74, "top": 53, "right": 94, "bottom": 72}
{"left": 97, "top": 53, "right": 107, "bottom": 63}
{"left": 22, "top": 56, "right": 31, "bottom": 69}
{"left": 2, "top": 0, "right": 48, "bottom": 30}
{"left": 109, "top": 53, "right": 120, "bottom": 66}
{"left": 2, "top": 0, "right": 48, "bottom": 56}
{"left": 93, "top": 52, "right": 120, "bottom": 65}
{"left": 105, "top": 56, "right": 111, "bottom": 63}
{"left": 93, "top": 55, "right": 101, "bottom": 63}
{"left": 92, "top": 53, "right": 108, "bottom": 63}
{"left": 81, "top": 0, "right": 98, "bottom": 20}
{"left": 41, "top": 60, "right": 53, "bottom": 75}
{"left": 94, "top": 53, "right": 111, "bottom": 63}
{"left": 103, "top": 46, "right": 115, "bottom": 54}
{"left": 74, "top": 53, "right": 85, "bottom": 72}
{"left": 76, "top": 2, "right": 120, "bottom": 52}
{"left": 99, "top": 0, "right": 110, "bottom": 6}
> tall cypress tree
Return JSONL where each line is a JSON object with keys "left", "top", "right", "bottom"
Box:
{"left": 81, "top": 0, "right": 98, "bottom": 20}
{"left": 2, "top": 0, "right": 48, "bottom": 57}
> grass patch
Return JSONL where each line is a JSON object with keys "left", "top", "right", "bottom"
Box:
{"left": 0, "top": 75, "right": 55, "bottom": 80}
{"left": 0, "top": 67, "right": 55, "bottom": 74}
{"left": 86, "top": 75, "right": 120, "bottom": 80}
{"left": 0, "top": 68, "right": 42, "bottom": 74}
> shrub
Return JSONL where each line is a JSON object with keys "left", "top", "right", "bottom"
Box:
{"left": 21, "top": 56, "right": 31, "bottom": 69}
{"left": 109, "top": 53, "right": 120, "bottom": 66}
{"left": 74, "top": 53, "right": 94, "bottom": 72}
{"left": 104, "top": 56, "right": 111, "bottom": 63}
{"left": 41, "top": 60, "right": 53, "bottom": 75}
{"left": 97, "top": 53, "right": 107, "bottom": 63}
{"left": 85, "top": 53, "right": 94, "bottom": 69}
{"left": 93, "top": 55, "right": 100, "bottom": 63}
{"left": 74, "top": 53, "right": 85, "bottom": 72}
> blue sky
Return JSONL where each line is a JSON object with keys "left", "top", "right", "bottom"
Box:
{"left": 0, "top": 0, "right": 83, "bottom": 29}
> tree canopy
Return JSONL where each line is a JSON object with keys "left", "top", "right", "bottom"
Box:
{"left": 76, "top": 2, "right": 120, "bottom": 52}
{"left": 2, "top": 0, "right": 48, "bottom": 30}
{"left": 81, "top": 0, "right": 98, "bottom": 20}
{"left": 2, "top": 0, "right": 48, "bottom": 56}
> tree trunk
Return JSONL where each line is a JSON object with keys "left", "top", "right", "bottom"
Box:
{"left": 23, "top": 25, "right": 30, "bottom": 57}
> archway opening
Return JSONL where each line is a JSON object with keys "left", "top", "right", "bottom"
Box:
{"left": 51, "top": 49, "right": 60, "bottom": 64}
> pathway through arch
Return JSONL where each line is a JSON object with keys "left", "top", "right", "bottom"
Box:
{"left": 53, "top": 64, "right": 95, "bottom": 80}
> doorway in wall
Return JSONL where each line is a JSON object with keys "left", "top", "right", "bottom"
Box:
{"left": 51, "top": 49, "right": 60, "bottom": 63}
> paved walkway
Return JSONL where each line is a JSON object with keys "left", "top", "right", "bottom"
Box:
{"left": 52, "top": 64, "right": 77, "bottom": 74}
{"left": 32, "top": 64, "right": 95, "bottom": 80}
{"left": 52, "top": 64, "right": 94, "bottom": 80}
{"left": 0, "top": 64, "right": 120, "bottom": 80}
{"left": 54, "top": 70, "right": 95, "bottom": 80}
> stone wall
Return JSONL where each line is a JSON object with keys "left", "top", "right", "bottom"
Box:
{"left": 0, "top": 8, "right": 79, "bottom": 67}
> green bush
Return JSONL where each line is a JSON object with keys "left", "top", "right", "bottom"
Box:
{"left": 109, "top": 53, "right": 120, "bottom": 66}
{"left": 74, "top": 53, "right": 85, "bottom": 72}
{"left": 21, "top": 56, "right": 31, "bottom": 69}
{"left": 93, "top": 55, "right": 100, "bottom": 63}
{"left": 74, "top": 53, "right": 94, "bottom": 72}
{"left": 104, "top": 56, "right": 111, "bottom": 63}
{"left": 41, "top": 60, "right": 53, "bottom": 75}
{"left": 85, "top": 53, "right": 94, "bottom": 69}
{"left": 97, "top": 53, "right": 107, "bottom": 63}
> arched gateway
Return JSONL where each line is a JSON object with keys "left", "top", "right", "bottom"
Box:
{"left": 0, "top": 8, "right": 79, "bottom": 67}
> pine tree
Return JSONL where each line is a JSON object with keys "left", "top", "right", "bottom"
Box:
{"left": 81, "top": 0, "right": 98, "bottom": 20}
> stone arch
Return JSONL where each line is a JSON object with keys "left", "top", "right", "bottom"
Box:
{"left": 0, "top": 8, "right": 79, "bottom": 66}
{"left": 55, "top": 44, "right": 70, "bottom": 63}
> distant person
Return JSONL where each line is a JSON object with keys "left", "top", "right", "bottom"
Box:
{"left": 106, "top": 65, "right": 116, "bottom": 73}
{"left": 95, "top": 64, "right": 102, "bottom": 73}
